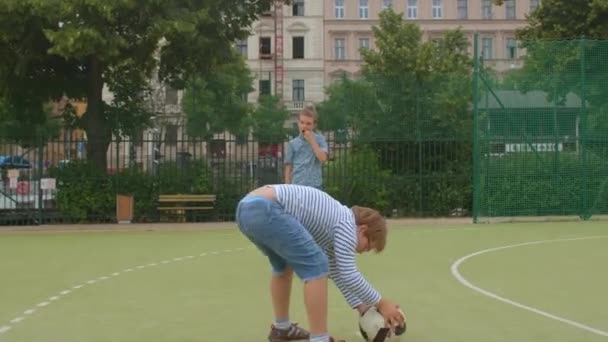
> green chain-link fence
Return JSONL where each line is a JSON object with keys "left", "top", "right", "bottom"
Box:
{"left": 473, "top": 36, "right": 608, "bottom": 222}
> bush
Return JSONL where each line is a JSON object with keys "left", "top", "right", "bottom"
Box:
{"left": 156, "top": 160, "right": 213, "bottom": 194}
{"left": 480, "top": 152, "right": 608, "bottom": 217}
{"left": 110, "top": 170, "right": 158, "bottom": 222}
{"left": 385, "top": 172, "right": 471, "bottom": 217}
{"left": 323, "top": 147, "right": 392, "bottom": 214}
{"left": 323, "top": 144, "right": 472, "bottom": 217}
{"left": 50, "top": 161, "right": 115, "bottom": 222}
{"left": 50, "top": 159, "right": 220, "bottom": 223}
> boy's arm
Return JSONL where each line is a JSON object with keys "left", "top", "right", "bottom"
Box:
{"left": 284, "top": 164, "right": 292, "bottom": 184}
{"left": 328, "top": 257, "right": 364, "bottom": 309}
{"left": 332, "top": 223, "right": 403, "bottom": 324}
{"left": 332, "top": 224, "right": 381, "bottom": 307}
{"left": 284, "top": 142, "right": 293, "bottom": 183}
{"left": 303, "top": 131, "right": 328, "bottom": 162}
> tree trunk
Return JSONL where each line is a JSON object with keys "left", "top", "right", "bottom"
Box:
{"left": 81, "top": 55, "right": 111, "bottom": 172}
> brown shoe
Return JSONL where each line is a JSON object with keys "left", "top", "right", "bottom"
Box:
{"left": 268, "top": 323, "right": 310, "bottom": 341}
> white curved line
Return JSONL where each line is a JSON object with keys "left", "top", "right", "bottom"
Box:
{"left": 451, "top": 235, "right": 608, "bottom": 337}
{"left": 0, "top": 246, "right": 251, "bottom": 337}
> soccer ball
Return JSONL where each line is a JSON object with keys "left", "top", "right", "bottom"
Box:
{"left": 358, "top": 307, "right": 406, "bottom": 342}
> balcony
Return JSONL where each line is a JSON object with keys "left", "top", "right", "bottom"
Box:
{"left": 286, "top": 101, "right": 305, "bottom": 112}
{"left": 260, "top": 53, "right": 273, "bottom": 60}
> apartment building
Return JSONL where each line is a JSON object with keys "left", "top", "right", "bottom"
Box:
{"left": 324, "top": 0, "right": 538, "bottom": 85}
{"left": 242, "top": 0, "right": 325, "bottom": 117}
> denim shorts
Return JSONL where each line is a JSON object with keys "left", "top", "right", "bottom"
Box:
{"left": 236, "top": 195, "right": 328, "bottom": 282}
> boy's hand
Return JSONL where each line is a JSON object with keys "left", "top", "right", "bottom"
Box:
{"left": 377, "top": 299, "right": 405, "bottom": 328}
{"left": 302, "top": 129, "right": 315, "bottom": 143}
{"left": 356, "top": 304, "right": 369, "bottom": 316}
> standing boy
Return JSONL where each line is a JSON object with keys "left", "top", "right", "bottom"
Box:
{"left": 284, "top": 107, "right": 328, "bottom": 189}
{"left": 236, "top": 184, "right": 405, "bottom": 342}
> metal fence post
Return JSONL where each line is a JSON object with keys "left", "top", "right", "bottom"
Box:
{"left": 37, "top": 137, "right": 44, "bottom": 224}
{"left": 472, "top": 33, "right": 480, "bottom": 223}
{"left": 580, "top": 36, "right": 590, "bottom": 220}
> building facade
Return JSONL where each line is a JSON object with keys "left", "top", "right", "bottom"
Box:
{"left": 242, "top": 0, "right": 536, "bottom": 106}
{"left": 324, "top": 0, "right": 537, "bottom": 85}
{"left": 243, "top": 0, "right": 325, "bottom": 118}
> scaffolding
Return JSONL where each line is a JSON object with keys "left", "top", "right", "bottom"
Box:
{"left": 273, "top": 1, "right": 284, "bottom": 100}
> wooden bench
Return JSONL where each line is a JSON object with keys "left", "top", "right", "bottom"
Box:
{"left": 157, "top": 194, "right": 216, "bottom": 222}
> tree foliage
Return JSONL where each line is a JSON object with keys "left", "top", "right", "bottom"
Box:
{"left": 494, "top": 0, "right": 608, "bottom": 136}
{"left": 0, "top": 0, "right": 284, "bottom": 170}
{"left": 318, "top": 8, "right": 473, "bottom": 141}
{"left": 493, "top": 0, "right": 608, "bottom": 39}
{"left": 182, "top": 50, "right": 253, "bottom": 141}
{"left": 250, "top": 96, "right": 290, "bottom": 145}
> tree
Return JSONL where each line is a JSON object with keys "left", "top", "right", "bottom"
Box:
{"left": 494, "top": 0, "right": 608, "bottom": 39}
{"left": 182, "top": 50, "right": 253, "bottom": 141}
{"left": 317, "top": 75, "right": 379, "bottom": 136}
{"left": 0, "top": 99, "right": 61, "bottom": 148}
{"left": 250, "top": 95, "right": 290, "bottom": 145}
{"left": 495, "top": 0, "right": 608, "bottom": 135}
{"left": 318, "top": 8, "right": 473, "bottom": 141}
{"left": 0, "top": 0, "right": 284, "bottom": 171}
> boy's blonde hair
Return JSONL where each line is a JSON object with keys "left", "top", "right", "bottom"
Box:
{"left": 299, "top": 105, "right": 318, "bottom": 123}
{"left": 352, "top": 206, "right": 387, "bottom": 252}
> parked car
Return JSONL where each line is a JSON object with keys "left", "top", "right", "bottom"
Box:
{"left": 0, "top": 155, "right": 32, "bottom": 169}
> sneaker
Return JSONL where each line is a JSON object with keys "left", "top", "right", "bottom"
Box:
{"left": 268, "top": 323, "right": 310, "bottom": 341}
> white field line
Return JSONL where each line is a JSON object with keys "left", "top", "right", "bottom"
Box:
{"left": 0, "top": 246, "right": 251, "bottom": 337}
{"left": 451, "top": 236, "right": 608, "bottom": 337}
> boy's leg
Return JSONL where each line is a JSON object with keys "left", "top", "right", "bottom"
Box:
{"left": 271, "top": 267, "right": 294, "bottom": 324}
{"left": 237, "top": 196, "right": 331, "bottom": 340}
{"left": 303, "top": 276, "right": 328, "bottom": 336}
{"left": 264, "top": 210, "right": 331, "bottom": 341}
{"left": 236, "top": 197, "right": 304, "bottom": 339}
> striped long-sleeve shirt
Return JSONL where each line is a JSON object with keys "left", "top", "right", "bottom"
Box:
{"left": 272, "top": 184, "right": 381, "bottom": 308}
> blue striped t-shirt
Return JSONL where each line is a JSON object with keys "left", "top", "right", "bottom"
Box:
{"left": 272, "top": 184, "right": 381, "bottom": 308}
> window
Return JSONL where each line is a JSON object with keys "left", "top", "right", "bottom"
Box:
{"left": 259, "top": 80, "right": 271, "bottom": 96}
{"left": 359, "top": 0, "right": 369, "bottom": 19}
{"left": 292, "top": 36, "right": 304, "bottom": 59}
{"left": 481, "top": 37, "right": 493, "bottom": 59}
{"left": 335, "top": 38, "right": 346, "bottom": 60}
{"left": 165, "top": 86, "right": 178, "bottom": 105}
{"left": 164, "top": 124, "right": 178, "bottom": 146}
{"left": 236, "top": 39, "right": 248, "bottom": 58}
{"left": 482, "top": 0, "right": 492, "bottom": 19}
{"left": 457, "top": 0, "right": 467, "bottom": 19}
{"left": 260, "top": 2, "right": 272, "bottom": 16}
{"left": 506, "top": 38, "right": 517, "bottom": 59}
{"left": 293, "top": 0, "right": 305, "bottom": 16}
{"left": 407, "top": 0, "right": 417, "bottom": 19}
{"left": 292, "top": 80, "right": 305, "bottom": 102}
{"left": 335, "top": 0, "right": 345, "bottom": 18}
{"left": 383, "top": 0, "right": 392, "bottom": 10}
{"left": 259, "top": 37, "right": 271, "bottom": 58}
{"left": 358, "top": 38, "right": 370, "bottom": 59}
{"left": 530, "top": 0, "right": 540, "bottom": 12}
{"left": 505, "top": 0, "right": 516, "bottom": 19}
{"left": 432, "top": 0, "right": 442, "bottom": 18}
{"left": 210, "top": 139, "right": 226, "bottom": 159}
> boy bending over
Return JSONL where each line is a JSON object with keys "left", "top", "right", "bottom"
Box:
{"left": 236, "top": 184, "right": 404, "bottom": 342}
